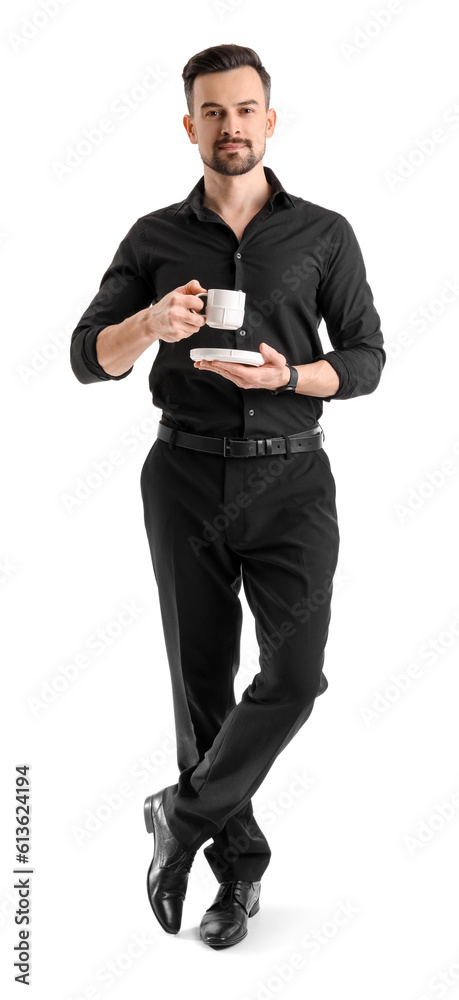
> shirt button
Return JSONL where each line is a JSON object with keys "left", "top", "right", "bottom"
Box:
{"left": 235, "top": 252, "right": 242, "bottom": 259}
{"left": 248, "top": 409, "right": 255, "bottom": 416}
{"left": 239, "top": 329, "right": 246, "bottom": 337}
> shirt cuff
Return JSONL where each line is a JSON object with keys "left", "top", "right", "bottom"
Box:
{"left": 83, "top": 327, "right": 133, "bottom": 381}
{"left": 314, "top": 352, "right": 350, "bottom": 401}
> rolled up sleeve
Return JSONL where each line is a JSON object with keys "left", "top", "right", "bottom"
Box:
{"left": 315, "top": 215, "right": 386, "bottom": 401}
{"left": 70, "top": 218, "right": 155, "bottom": 384}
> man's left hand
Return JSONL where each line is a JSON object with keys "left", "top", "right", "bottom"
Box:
{"left": 193, "top": 342, "right": 291, "bottom": 391}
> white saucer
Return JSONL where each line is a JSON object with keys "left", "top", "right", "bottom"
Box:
{"left": 190, "top": 348, "right": 264, "bottom": 366}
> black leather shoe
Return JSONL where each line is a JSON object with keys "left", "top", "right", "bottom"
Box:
{"left": 144, "top": 789, "right": 196, "bottom": 934}
{"left": 200, "top": 880, "right": 261, "bottom": 948}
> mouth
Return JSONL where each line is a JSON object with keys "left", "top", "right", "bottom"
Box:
{"left": 218, "top": 143, "right": 247, "bottom": 151}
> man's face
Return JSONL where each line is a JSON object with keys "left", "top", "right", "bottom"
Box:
{"left": 183, "top": 65, "right": 276, "bottom": 176}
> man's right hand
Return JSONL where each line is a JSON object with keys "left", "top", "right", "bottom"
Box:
{"left": 147, "top": 279, "right": 208, "bottom": 343}
{"left": 95, "top": 279, "right": 208, "bottom": 378}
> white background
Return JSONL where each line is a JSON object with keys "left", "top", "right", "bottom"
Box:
{"left": 1, "top": 0, "right": 459, "bottom": 996}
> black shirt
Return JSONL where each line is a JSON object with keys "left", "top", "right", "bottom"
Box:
{"left": 70, "top": 166, "right": 385, "bottom": 438}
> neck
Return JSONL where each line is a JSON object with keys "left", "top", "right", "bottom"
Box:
{"left": 202, "top": 162, "right": 271, "bottom": 217}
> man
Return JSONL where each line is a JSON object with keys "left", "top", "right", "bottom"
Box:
{"left": 70, "top": 44, "right": 385, "bottom": 950}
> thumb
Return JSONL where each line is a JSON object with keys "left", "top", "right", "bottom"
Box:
{"left": 183, "top": 278, "right": 208, "bottom": 295}
{"left": 259, "top": 342, "right": 285, "bottom": 364}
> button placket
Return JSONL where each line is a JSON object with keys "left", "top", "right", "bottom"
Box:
{"left": 233, "top": 244, "right": 256, "bottom": 433}
{"left": 234, "top": 246, "right": 247, "bottom": 365}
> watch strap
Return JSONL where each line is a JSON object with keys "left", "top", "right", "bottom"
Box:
{"left": 273, "top": 364, "right": 298, "bottom": 394}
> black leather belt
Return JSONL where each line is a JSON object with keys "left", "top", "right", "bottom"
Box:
{"left": 157, "top": 421, "right": 324, "bottom": 458}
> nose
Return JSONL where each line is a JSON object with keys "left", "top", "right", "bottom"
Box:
{"left": 221, "top": 116, "right": 241, "bottom": 137}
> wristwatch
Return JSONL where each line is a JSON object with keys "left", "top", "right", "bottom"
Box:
{"left": 272, "top": 364, "right": 298, "bottom": 394}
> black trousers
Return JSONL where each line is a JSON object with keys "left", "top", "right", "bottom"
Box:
{"left": 140, "top": 430, "right": 340, "bottom": 882}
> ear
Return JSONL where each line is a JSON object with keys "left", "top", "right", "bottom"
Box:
{"left": 266, "top": 108, "right": 276, "bottom": 138}
{"left": 183, "top": 114, "right": 199, "bottom": 145}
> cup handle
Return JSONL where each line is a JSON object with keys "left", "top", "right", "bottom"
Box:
{"left": 190, "top": 293, "right": 207, "bottom": 320}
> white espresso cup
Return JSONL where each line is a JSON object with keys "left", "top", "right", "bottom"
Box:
{"left": 196, "top": 288, "right": 246, "bottom": 330}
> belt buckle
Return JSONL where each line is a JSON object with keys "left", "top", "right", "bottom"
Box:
{"left": 223, "top": 437, "right": 244, "bottom": 457}
{"left": 224, "top": 437, "right": 260, "bottom": 457}
{"left": 223, "top": 436, "right": 268, "bottom": 457}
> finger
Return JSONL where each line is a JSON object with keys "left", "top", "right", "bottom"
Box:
{"left": 184, "top": 293, "right": 207, "bottom": 311}
{"left": 199, "top": 363, "right": 256, "bottom": 386}
{"left": 182, "top": 307, "right": 206, "bottom": 327}
{"left": 209, "top": 362, "right": 260, "bottom": 378}
{"left": 181, "top": 280, "right": 208, "bottom": 297}
{"left": 205, "top": 369, "right": 247, "bottom": 386}
{"left": 259, "top": 343, "right": 286, "bottom": 366}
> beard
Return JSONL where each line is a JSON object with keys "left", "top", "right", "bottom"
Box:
{"left": 201, "top": 139, "right": 266, "bottom": 176}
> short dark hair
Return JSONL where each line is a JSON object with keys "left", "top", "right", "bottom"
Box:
{"left": 182, "top": 44, "right": 271, "bottom": 116}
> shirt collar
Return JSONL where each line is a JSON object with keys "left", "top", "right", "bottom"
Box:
{"left": 172, "top": 166, "right": 296, "bottom": 217}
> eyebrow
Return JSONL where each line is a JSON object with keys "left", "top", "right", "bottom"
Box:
{"left": 199, "top": 99, "right": 260, "bottom": 110}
